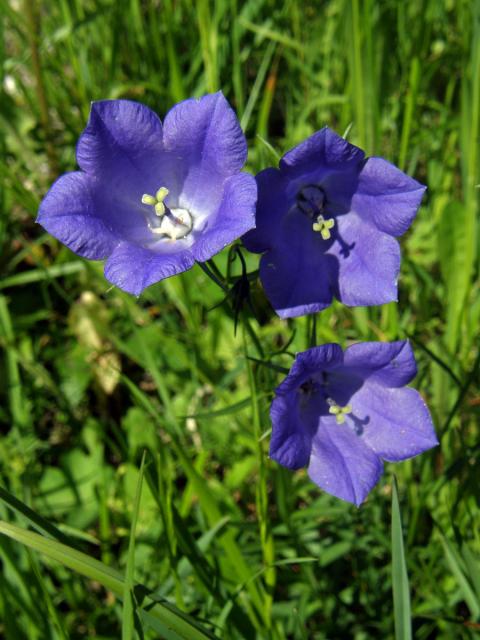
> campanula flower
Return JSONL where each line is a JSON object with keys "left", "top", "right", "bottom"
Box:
{"left": 243, "top": 128, "right": 425, "bottom": 318}
{"left": 38, "top": 93, "right": 257, "bottom": 295}
{"left": 270, "top": 341, "right": 437, "bottom": 506}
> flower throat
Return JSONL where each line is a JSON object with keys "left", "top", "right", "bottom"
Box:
{"left": 141, "top": 186, "right": 193, "bottom": 240}
{"left": 297, "top": 184, "right": 335, "bottom": 240}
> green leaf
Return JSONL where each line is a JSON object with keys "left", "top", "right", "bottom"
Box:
{"left": 122, "top": 451, "right": 146, "bottom": 640}
{"left": 439, "top": 529, "right": 480, "bottom": 620}
{"left": 438, "top": 201, "right": 475, "bottom": 351}
{"left": 0, "top": 485, "right": 72, "bottom": 545}
{"left": 0, "top": 520, "right": 215, "bottom": 640}
{"left": 391, "top": 477, "right": 412, "bottom": 640}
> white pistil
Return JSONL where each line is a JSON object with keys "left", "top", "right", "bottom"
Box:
{"left": 150, "top": 208, "right": 193, "bottom": 240}
{"left": 328, "top": 402, "right": 352, "bottom": 425}
{"left": 141, "top": 186, "right": 194, "bottom": 240}
{"left": 312, "top": 214, "right": 335, "bottom": 240}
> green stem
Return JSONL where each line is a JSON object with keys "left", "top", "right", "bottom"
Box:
{"left": 23, "top": 0, "right": 58, "bottom": 181}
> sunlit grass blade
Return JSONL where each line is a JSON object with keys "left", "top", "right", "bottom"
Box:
{"left": 255, "top": 134, "right": 281, "bottom": 164}
{"left": 0, "top": 520, "right": 215, "bottom": 639}
{"left": 196, "top": 0, "right": 218, "bottom": 92}
{"left": 240, "top": 41, "right": 276, "bottom": 132}
{"left": 243, "top": 326, "right": 275, "bottom": 629}
{"left": 398, "top": 57, "right": 420, "bottom": 171}
{"left": 122, "top": 451, "right": 146, "bottom": 640}
{"left": 391, "top": 476, "right": 412, "bottom": 640}
{"left": 121, "top": 372, "right": 267, "bottom": 630}
{"left": 238, "top": 17, "right": 304, "bottom": 52}
{"left": 0, "top": 295, "right": 29, "bottom": 431}
{"left": 437, "top": 526, "right": 480, "bottom": 620}
{"left": 461, "top": 543, "right": 480, "bottom": 607}
{"left": 26, "top": 548, "right": 69, "bottom": 640}
{"left": 0, "top": 485, "right": 72, "bottom": 545}
{"left": 0, "top": 260, "right": 86, "bottom": 290}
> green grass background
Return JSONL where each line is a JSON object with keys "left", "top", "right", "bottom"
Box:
{"left": 1, "top": 0, "right": 480, "bottom": 637}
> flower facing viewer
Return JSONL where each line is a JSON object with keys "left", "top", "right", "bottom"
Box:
{"left": 243, "top": 128, "right": 426, "bottom": 318}
{"left": 38, "top": 93, "right": 256, "bottom": 295}
{"left": 270, "top": 341, "right": 437, "bottom": 506}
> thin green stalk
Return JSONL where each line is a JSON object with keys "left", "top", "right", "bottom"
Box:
{"left": 398, "top": 57, "right": 420, "bottom": 171}
{"left": 0, "top": 296, "right": 29, "bottom": 431}
{"left": 391, "top": 477, "right": 412, "bottom": 640}
{"left": 243, "top": 324, "right": 276, "bottom": 630}
{"left": 196, "top": 0, "right": 218, "bottom": 92}
{"left": 350, "top": 0, "right": 367, "bottom": 148}
{"left": 23, "top": 0, "right": 58, "bottom": 180}
{"left": 122, "top": 452, "right": 146, "bottom": 640}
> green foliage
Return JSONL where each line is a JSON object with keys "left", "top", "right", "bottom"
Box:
{"left": 1, "top": 0, "right": 480, "bottom": 638}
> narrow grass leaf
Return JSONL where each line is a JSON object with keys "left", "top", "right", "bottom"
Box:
{"left": 391, "top": 476, "right": 412, "bottom": 640}
{"left": 461, "top": 543, "right": 480, "bottom": 606}
{"left": 0, "top": 520, "right": 215, "bottom": 639}
{"left": 122, "top": 451, "right": 146, "bottom": 640}
{"left": 438, "top": 528, "right": 480, "bottom": 620}
{"left": 0, "top": 261, "right": 85, "bottom": 289}
{"left": 0, "top": 485, "right": 72, "bottom": 545}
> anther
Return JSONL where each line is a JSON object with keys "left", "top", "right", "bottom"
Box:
{"left": 141, "top": 194, "right": 157, "bottom": 206}
{"left": 142, "top": 186, "right": 193, "bottom": 240}
{"left": 313, "top": 215, "right": 335, "bottom": 240}
{"left": 141, "top": 186, "right": 170, "bottom": 217}
{"left": 328, "top": 402, "right": 352, "bottom": 424}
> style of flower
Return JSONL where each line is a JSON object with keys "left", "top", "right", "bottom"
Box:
{"left": 37, "top": 93, "right": 257, "bottom": 295}
{"left": 243, "top": 128, "right": 426, "bottom": 318}
{"left": 269, "top": 341, "right": 437, "bottom": 506}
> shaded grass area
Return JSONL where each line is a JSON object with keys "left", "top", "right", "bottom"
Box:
{"left": 1, "top": 0, "right": 480, "bottom": 637}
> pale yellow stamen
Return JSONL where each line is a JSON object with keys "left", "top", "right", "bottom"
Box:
{"left": 141, "top": 186, "right": 170, "bottom": 217}
{"left": 313, "top": 215, "right": 335, "bottom": 240}
{"left": 141, "top": 194, "right": 157, "bottom": 206}
{"left": 329, "top": 403, "right": 352, "bottom": 425}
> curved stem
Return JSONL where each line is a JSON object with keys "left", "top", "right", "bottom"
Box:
{"left": 197, "top": 261, "right": 228, "bottom": 292}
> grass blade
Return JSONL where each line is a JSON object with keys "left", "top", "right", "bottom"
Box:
{"left": 0, "top": 520, "right": 215, "bottom": 639}
{"left": 391, "top": 476, "right": 412, "bottom": 640}
{"left": 122, "top": 451, "right": 146, "bottom": 640}
{"left": 437, "top": 527, "right": 480, "bottom": 620}
{"left": 0, "top": 485, "right": 72, "bottom": 545}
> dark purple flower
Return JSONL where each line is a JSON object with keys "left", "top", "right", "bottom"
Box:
{"left": 38, "top": 93, "right": 256, "bottom": 295}
{"left": 270, "top": 341, "right": 437, "bottom": 506}
{"left": 243, "top": 128, "right": 425, "bottom": 318}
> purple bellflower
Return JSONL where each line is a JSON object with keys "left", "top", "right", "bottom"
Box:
{"left": 37, "top": 93, "right": 256, "bottom": 295}
{"left": 243, "top": 128, "right": 426, "bottom": 318}
{"left": 270, "top": 341, "right": 437, "bottom": 506}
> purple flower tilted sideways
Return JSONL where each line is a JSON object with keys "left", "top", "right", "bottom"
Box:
{"left": 243, "top": 128, "right": 426, "bottom": 318}
{"left": 270, "top": 341, "right": 437, "bottom": 506}
{"left": 38, "top": 93, "right": 257, "bottom": 295}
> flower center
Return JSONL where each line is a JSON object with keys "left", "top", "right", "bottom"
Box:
{"left": 327, "top": 399, "right": 352, "bottom": 424}
{"left": 141, "top": 186, "right": 193, "bottom": 240}
{"left": 142, "top": 186, "right": 170, "bottom": 216}
{"left": 313, "top": 214, "right": 335, "bottom": 240}
{"left": 296, "top": 185, "right": 335, "bottom": 240}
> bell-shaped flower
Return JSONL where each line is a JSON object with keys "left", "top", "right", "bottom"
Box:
{"left": 270, "top": 341, "right": 438, "bottom": 506}
{"left": 243, "top": 128, "right": 425, "bottom": 318}
{"left": 38, "top": 93, "right": 257, "bottom": 295}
